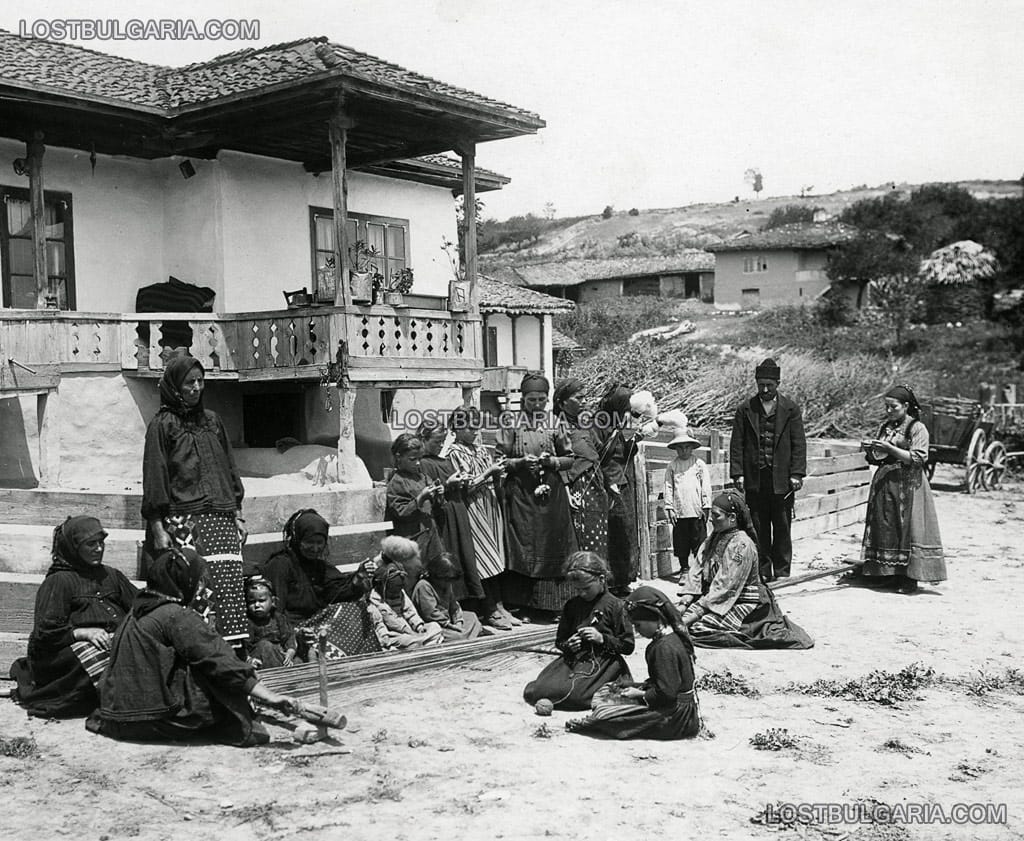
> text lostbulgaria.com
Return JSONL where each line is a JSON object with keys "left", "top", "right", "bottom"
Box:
{"left": 764, "top": 801, "right": 1007, "bottom": 826}
{"left": 19, "top": 18, "right": 260, "bottom": 42}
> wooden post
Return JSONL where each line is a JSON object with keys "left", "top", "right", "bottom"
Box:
{"left": 635, "top": 444, "right": 653, "bottom": 580}
{"left": 510, "top": 315, "right": 519, "bottom": 366}
{"left": 329, "top": 98, "right": 354, "bottom": 310}
{"left": 461, "top": 385, "right": 480, "bottom": 408}
{"left": 27, "top": 133, "right": 49, "bottom": 309}
{"left": 36, "top": 390, "right": 60, "bottom": 488}
{"left": 458, "top": 142, "right": 478, "bottom": 313}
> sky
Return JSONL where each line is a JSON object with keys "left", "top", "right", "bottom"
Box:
{"left": 3, "top": 0, "right": 1023, "bottom": 221}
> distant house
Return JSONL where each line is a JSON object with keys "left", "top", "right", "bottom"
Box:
{"left": 706, "top": 223, "right": 857, "bottom": 310}
{"left": 478, "top": 277, "right": 575, "bottom": 414}
{"left": 489, "top": 253, "right": 715, "bottom": 304}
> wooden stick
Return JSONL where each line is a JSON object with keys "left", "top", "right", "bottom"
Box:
{"left": 768, "top": 562, "right": 858, "bottom": 591}
{"left": 316, "top": 627, "right": 330, "bottom": 739}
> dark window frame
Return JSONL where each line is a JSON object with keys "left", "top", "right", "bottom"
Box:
{"left": 1, "top": 186, "right": 76, "bottom": 309}
{"left": 308, "top": 208, "right": 410, "bottom": 301}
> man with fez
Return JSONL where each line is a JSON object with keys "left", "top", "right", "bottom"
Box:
{"left": 729, "top": 358, "right": 807, "bottom": 581}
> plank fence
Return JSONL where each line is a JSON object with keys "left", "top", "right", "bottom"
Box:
{"left": 636, "top": 429, "right": 869, "bottom": 579}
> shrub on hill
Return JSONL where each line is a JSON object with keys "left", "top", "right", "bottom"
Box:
{"left": 553, "top": 297, "right": 700, "bottom": 351}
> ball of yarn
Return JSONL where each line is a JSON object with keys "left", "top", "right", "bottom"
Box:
{"left": 534, "top": 698, "right": 554, "bottom": 716}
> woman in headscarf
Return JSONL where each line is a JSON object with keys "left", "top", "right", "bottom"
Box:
{"left": 856, "top": 385, "right": 946, "bottom": 593}
{"left": 90, "top": 547, "right": 301, "bottom": 747}
{"left": 142, "top": 355, "right": 247, "bottom": 648}
{"left": 523, "top": 553, "right": 634, "bottom": 710}
{"left": 417, "top": 418, "right": 484, "bottom": 607}
{"left": 446, "top": 405, "right": 515, "bottom": 630}
{"left": 262, "top": 509, "right": 380, "bottom": 659}
{"left": 10, "top": 517, "right": 137, "bottom": 718}
{"left": 679, "top": 490, "right": 813, "bottom": 649}
{"left": 385, "top": 433, "right": 444, "bottom": 593}
{"left": 553, "top": 379, "right": 609, "bottom": 560}
{"left": 496, "top": 371, "right": 579, "bottom": 611}
{"left": 567, "top": 586, "right": 700, "bottom": 740}
{"left": 596, "top": 383, "right": 641, "bottom": 596}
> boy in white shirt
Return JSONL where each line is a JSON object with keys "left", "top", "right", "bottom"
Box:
{"left": 663, "top": 427, "right": 712, "bottom": 573}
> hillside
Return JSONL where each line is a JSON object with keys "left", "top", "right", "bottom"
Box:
{"left": 480, "top": 180, "right": 1020, "bottom": 265}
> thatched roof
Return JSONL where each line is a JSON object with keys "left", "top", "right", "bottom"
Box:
{"left": 918, "top": 240, "right": 999, "bottom": 286}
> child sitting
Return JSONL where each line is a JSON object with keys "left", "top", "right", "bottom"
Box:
{"left": 663, "top": 422, "right": 712, "bottom": 574}
{"left": 367, "top": 545, "right": 444, "bottom": 650}
{"left": 243, "top": 577, "right": 297, "bottom": 668}
{"left": 412, "top": 553, "right": 489, "bottom": 642}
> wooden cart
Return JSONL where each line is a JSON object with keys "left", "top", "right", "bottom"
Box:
{"left": 919, "top": 397, "right": 1007, "bottom": 492}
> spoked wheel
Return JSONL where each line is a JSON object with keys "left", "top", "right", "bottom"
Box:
{"left": 965, "top": 428, "right": 987, "bottom": 493}
{"left": 983, "top": 441, "right": 1007, "bottom": 490}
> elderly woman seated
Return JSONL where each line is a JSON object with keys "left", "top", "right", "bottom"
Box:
{"left": 367, "top": 537, "right": 444, "bottom": 650}
{"left": 10, "top": 516, "right": 137, "bottom": 718}
{"left": 89, "top": 547, "right": 301, "bottom": 747}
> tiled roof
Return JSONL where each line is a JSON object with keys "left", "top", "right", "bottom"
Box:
{"left": 0, "top": 30, "right": 543, "bottom": 124}
{"left": 399, "top": 153, "right": 506, "bottom": 184}
{"left": 706, "top": 223, "right": 858, "bottom": 252}
{"left": 551, "top": 328, "right": 584, "bottom": 351}
{"left": 488, "top": 253, "right": 715, "bottom": 289}
{"left": 479, "top": 277, "right": 576, "bottom": 314}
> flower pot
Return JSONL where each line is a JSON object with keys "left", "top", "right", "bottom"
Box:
{"left": 350, "top": 272, "right": 373, "bottom": 304}
{"left": 448, "top": 279, "right": 470, "bottom": 312}
{"left": 383, "top": 291, "right": 406, "bottom": 307}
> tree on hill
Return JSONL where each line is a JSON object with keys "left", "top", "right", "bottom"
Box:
{"left": 602, "top": 205, "right": 614, "bottom": 219}
{"left": 744, "top": 168, "right": 763, "bottom": 197}
{"left": 543, "top": 201, "right": 557, "bottom": 221}
{"left": 762, "top": 204, "right": 823, "bottom": 230}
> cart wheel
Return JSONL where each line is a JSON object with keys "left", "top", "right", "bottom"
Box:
{"left": 965, "top": 428, "right": 987, "bottom": 493}
{"left": 983, "top": 441, "right": 1007, "bottom": 490}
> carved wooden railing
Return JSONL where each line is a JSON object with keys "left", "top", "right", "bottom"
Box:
{"left": 0, "top": 307, "right": 482, "bottom": 379}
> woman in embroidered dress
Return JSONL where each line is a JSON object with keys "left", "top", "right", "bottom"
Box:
{"left": 567, "top": 586, "right": 700, "bottom": 741}
{"left": 446, "top": 405, "right": 517, "bottom": 630}
{"left": 523, "top": 553, "right": 634, "bottom": 710}
{"left": 142, "top": 355, "right": 248, "bottom": 647}
{"left": 553, "top": 379, "right": 609, "bottom": 560}
{"left": 495, "top": 371, "right": 578, "bottom": 611}
{"left": 856, "top": 385, "right": 946, "bottom": 594}
{"left": 10, "top": 517, "right": 137, "bottom": 718}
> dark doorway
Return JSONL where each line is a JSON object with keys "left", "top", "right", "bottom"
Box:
{"left": 243, "top": 392, "right": 304, "bottom": 447}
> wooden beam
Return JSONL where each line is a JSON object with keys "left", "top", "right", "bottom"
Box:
{"left": 36, "top": 390, "right": 60, "bottom": 489}
{"left": 458, "top": 142, "right": 479, "bottom": 313}
{"left": 27, "top": 132, "right": 48, "bottom": 309}
{"left": 329, "top": 99, "right": 353, "bottom": 310}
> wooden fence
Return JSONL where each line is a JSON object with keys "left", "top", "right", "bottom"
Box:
{"left": 636, "top": 429, "right": 870, "bottom": 579}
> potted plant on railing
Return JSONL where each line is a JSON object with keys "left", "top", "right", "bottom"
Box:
{"left": 383, "top": 267, "right": 414, "bottom": 307}
{"left": 349, "top": 240, "right": 380, "bottom": 304}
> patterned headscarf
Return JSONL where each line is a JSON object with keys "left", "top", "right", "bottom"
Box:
{"left": 885, "top": 384, "right": 921, "bottom": 419}
{"left": 625, "top": 586, "right": 695, "bottom": 657}
{"left": 137, "top": 547, "right": 208, "bottom": 616}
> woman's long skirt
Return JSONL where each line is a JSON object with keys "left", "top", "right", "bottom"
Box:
{"left": 606, "top": 470, "right": 639, "bottom": 591}
{"left": 167, "top": 511, "right": 248, "bottom": 645}
{"left": 861, "top": 463, "right": 946, "bottom": 582}
{"left": 568, "top": 472, "right": 609, "bottom": 558}
{"left": 567, "top": 691, "right": 700, "bottom": 740}
{"left": 522, "top": 653, "right": 631, "bottom": 711}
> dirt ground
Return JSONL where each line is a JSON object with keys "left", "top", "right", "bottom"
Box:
{"left": 2, "top": 466, "right": 1022, "bottom": 841}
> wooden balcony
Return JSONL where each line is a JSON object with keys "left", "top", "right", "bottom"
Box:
{"left": 0, "top": 305, "right": 483, "bottom": 389}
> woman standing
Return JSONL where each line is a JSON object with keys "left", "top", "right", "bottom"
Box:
{"left": 597, "top": 383, "right": 641, "bottom": 596}
{"left": 446, "top": 405, "right": 516, "bottom": 629}
{"left": 495, "top": 371, "right": 578, "bottom": 611}
{"left": 523, "top": 553, "right": 634, "bottom": 710}
{"left": 142, "top": 355, "right": 247, "bottom": 647}
{"left": 417, "top": 419, "right": 484, "bottom": 605}
{"left": 10, "top": 517, "right": 137, "bottom": 718}
{"left": 553, "top": 379, "right": 609, "bottom": 559}
{"left": 858, "top": 385, "right": 946, "bottom": 593}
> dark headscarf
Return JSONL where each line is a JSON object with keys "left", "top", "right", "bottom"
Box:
{"left": 598, "top": 383, "right": 632, "bottom": 424}
{"left": 553, "top": 378, "right": 584, "bottom": 419}
{"left": 885, "top": 384, "right": 921, "bottom": 419}
{"left": 158, "top": 355, "right": 204, "bottom": 417}
{"left": 625, "top": 586, "right": 695, "bottom": 657}
{"left": 373, "top": 561, "right": 407, "bottom": 614}
{"left": 47, "top": 515, "right": 107, "bottom": 576}
{"left": 285, "top": 509, "right": 330, "bottom": 560}
{"left": 136, "top": 547, "right": 207, "bottom": 617}
{"left": 519, "top": 371, "right": 550, "bottom": 395}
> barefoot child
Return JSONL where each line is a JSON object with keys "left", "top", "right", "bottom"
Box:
{"left": 244, "top": 577, "right": 297, "bottom": 669}
{"left": 412, "top": 553, "right": 489, "bottom": 642}
{"left": 663, "top": 423, "right": 712, "bottom": 574}
{"left": 567, "top": 586, "right": 700, "bottom": 740}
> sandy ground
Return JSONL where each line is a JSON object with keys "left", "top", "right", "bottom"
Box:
{"left": 2, "top": 466, "right": 1023, "bottom": 841}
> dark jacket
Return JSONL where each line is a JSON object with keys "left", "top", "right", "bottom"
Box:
{"left": 98, "top": 596, "right": 258, "bottom": 723}
{"left": 729, "top": 394, "right": 807, "bottom": 495}
{"left": 262, "top": 549, "right": 365, "bottom": 627}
